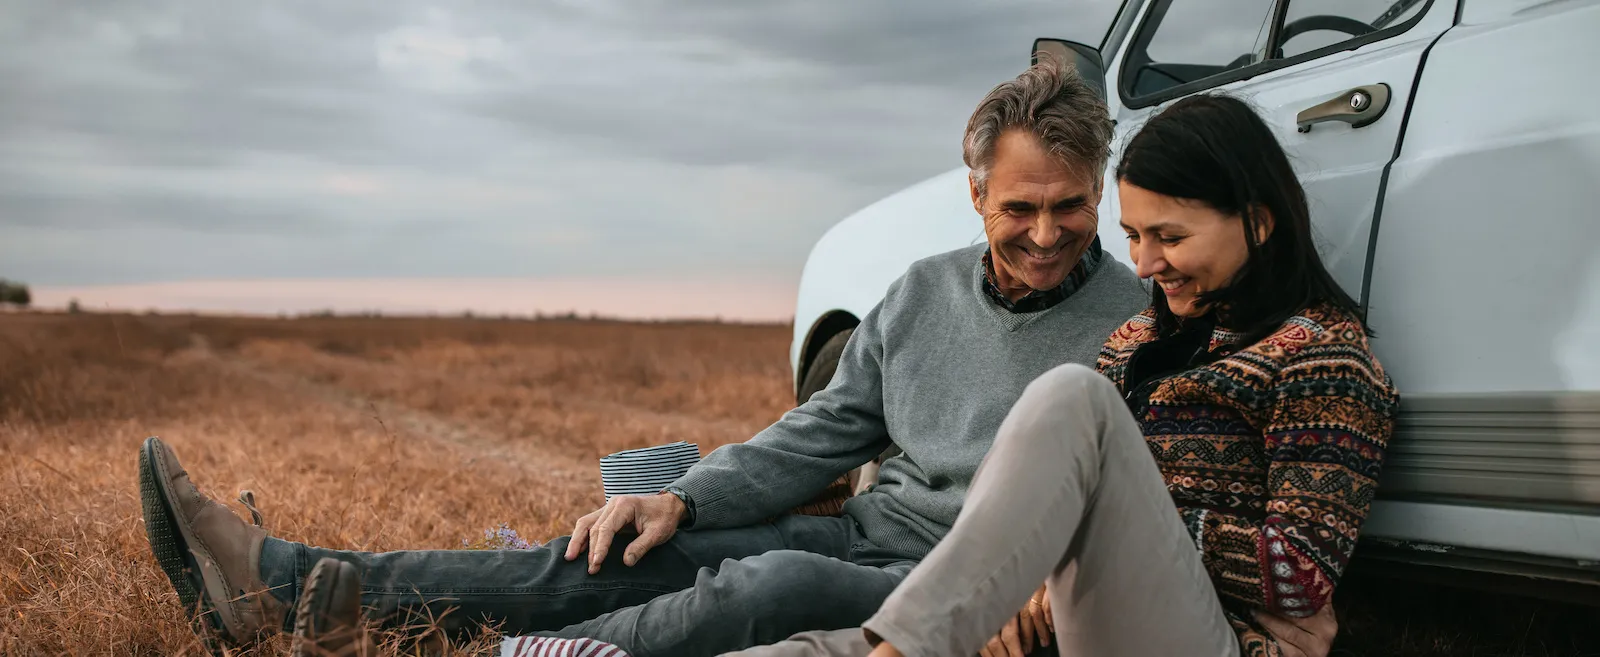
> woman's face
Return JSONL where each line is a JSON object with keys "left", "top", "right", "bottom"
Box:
{"left": 1117, "top": 181, "right": 1268, "bottom": 318}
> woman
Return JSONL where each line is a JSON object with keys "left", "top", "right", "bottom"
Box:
{"left": 853, "top": 93, "right": 1398, "bottom": 657}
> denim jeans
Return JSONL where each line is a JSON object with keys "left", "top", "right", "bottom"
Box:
{"left": 260, "top": 513, "right": 919, "bottom": 657}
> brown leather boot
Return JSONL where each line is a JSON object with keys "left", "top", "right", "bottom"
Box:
{"left": 139, "top": 436, "right": 287, "bottom": 651}
{"left": 292, "top": 558, "right": 376, "bottom": 657}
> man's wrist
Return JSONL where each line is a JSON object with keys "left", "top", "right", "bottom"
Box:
{"left": 661, "top": 486, "right": 696, "bottom": 528}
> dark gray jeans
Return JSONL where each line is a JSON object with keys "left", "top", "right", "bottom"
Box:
{"left": 259, "top": 513, "right": 919, "bottom": 657}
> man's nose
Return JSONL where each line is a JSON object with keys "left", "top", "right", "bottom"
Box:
{"left": 1029, "top": 213, "right": 1062, "bottom": 248}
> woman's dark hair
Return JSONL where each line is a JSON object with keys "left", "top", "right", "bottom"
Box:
{"left": 1114, "top": 93, "right": 1367, "bottom": 342}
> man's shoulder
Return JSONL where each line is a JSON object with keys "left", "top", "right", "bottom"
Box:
{"left": 903, "top": 243, "right": 987, "bottom": 280}
{"left": 879, "top": 244, "right": 986, "bottom": 306}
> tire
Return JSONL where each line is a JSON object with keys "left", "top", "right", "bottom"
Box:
{"left": 797, "top": 329, "right": 853, "bottom": 404}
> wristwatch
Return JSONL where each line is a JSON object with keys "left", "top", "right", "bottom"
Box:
{"left": 661, "top": 486, "right": 696, "bottom": 528}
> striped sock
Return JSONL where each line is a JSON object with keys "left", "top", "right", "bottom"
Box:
{"left": 499, "top": 636, "right": 631, "bottom": 657}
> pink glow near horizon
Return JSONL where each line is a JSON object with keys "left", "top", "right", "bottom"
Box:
{"left": 30, "top": 278, "right": 801, "bottom": 322}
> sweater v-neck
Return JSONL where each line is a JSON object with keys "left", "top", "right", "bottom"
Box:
{"left": 971, "top": 258, "right": 1083, "bottom": 333}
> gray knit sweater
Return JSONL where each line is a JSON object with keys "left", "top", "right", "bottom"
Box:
{"left": 670, "top": 243, "right": 1149, "bottom": 557}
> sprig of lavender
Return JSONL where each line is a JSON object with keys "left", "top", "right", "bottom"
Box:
{"left": 462, "top": 523, "right": 540, "bottom": 550}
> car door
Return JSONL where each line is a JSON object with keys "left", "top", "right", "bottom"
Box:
{"left": 1096, "top": 0, "right": 1457, "bottom": 305}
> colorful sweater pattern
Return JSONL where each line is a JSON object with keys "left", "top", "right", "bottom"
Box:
{"left": 1096, "top": 302, "right": 1399, "bottom": 656}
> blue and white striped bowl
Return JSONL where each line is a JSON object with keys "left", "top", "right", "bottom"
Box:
{"left": 599, "top": 442, "right": 701, "bottom": 500}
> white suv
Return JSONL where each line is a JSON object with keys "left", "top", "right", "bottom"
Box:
{"left": 789, "top": 0, "right": 1600, "bottom": 597}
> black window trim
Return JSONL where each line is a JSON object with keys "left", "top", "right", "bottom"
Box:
{"left": 1098, "top": 0, "right": 1136, "bottom": 52}
{"left": 1117, "top": 0, "right": 1440, "bottom": 110}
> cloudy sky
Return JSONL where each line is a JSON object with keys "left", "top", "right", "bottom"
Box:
{"left": 0, "top": 0, "right": 1120, "bottom": 319}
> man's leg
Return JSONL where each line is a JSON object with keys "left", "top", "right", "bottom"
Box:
{"left": 260, "top": 513, "right": 862, "bottom": 636}
{"left": 864, "top": 364, "right": 1238, "bottom": 657}
{"left": 542, "top": 548, "right": 916, "bottom": 657}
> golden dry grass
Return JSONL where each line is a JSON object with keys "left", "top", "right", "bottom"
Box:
{"left": 2, "top": 311, "right": 1595, "bottom": 656}
{"left": 0, "top": 311, "right": 794, "bottom": 656}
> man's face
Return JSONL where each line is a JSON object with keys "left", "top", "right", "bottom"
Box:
{"left": 972, "top": 130, "right": 1101, "bottom": 300}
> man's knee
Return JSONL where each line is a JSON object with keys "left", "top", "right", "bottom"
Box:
{"left": 700, "top": 551, "right": 892, "bottom": 627}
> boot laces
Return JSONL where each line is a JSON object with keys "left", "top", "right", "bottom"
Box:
{"left": 237, "top": 489, "right": 265, "bottom": 528}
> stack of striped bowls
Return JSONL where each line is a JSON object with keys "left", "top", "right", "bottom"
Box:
{"left": 599, "top": 441, "right": 702, "bottom": 501}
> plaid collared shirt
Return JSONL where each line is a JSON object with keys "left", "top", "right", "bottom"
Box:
{"left": 980, "top": 237, "right": 1105, "bottom": 313}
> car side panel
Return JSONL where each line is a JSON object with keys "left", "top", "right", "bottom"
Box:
{"left": 1366, "top": 0, "right": 1600, "bottom": 395}
{"left": 1361, "top": 0, "right": 1600, "bottom": 567}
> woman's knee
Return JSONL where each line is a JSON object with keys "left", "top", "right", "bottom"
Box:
{"left": 1001, "top": 364, "right": 1129, "bottom": 456}
{"left": 1021, "top": 364, "right": 1118, "bottom": 407}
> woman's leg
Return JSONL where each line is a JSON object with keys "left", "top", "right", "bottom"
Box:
{"left": 862, "top": 364, "right": 1238, "bottom": 657}
{"left": 720, "top": 628, "right": 872, "bottom": 657}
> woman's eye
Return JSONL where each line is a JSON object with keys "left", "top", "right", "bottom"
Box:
{"left": 1158, "top": 235, "right": 1183, "bottom": 245}
{"left": 1124, "top": 233, "right": 1139, "bottom": 242}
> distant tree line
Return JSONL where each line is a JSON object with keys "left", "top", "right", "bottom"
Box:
{"left": 0, "top": 279, "right": 30, "bottom": 308}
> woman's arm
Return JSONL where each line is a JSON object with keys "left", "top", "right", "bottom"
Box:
{"left": 1188, "top": 333, "right": 1398, "bottom": 616}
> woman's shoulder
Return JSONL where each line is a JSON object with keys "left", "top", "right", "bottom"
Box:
{"left": 1254, "top": 302, "right": 1370, "bottom": 352}
{"left": 1241, "top": 301, "right": 1393, "bottom": 392}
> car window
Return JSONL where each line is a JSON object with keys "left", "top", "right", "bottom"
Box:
{"left": 1122, "top": 0, "right": 1278, "bottom": 99}
{"left": 1277, "top": 0, "right": 1429, "bottom": 58}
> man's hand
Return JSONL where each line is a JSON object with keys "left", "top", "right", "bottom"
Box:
{"left": 564, "top": 492, "right": 686, "bottom": 575}
{"left": 1255, "top": 598, "right": 1338, "bottom": 657}
{"left": 980, "top": 583, "right": 1052, "bottom": 657}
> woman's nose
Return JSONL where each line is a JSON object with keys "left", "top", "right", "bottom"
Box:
{"left": 1133, "top": 243, "right": 1165, "bottom": 279}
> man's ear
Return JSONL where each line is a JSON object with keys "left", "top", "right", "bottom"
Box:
{"left": 1250, "top": 204, "right": 1275, "bottom": 245}
{"left": 969, "top": 172, "right": 983, "bottom": 214}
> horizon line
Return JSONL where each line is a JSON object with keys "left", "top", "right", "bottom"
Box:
{"left": 28, "top": 276, "right": 802, "bottom": 323}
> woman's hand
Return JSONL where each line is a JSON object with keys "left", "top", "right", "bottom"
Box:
{"left": 980, "top": 583, "right": 1052, "bottom": 657}
{"left": 1255, "top": 598, "right": 1338, "bottom": 657}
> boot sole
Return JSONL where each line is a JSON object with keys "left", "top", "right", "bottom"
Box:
{"left": 139, "top": 436, "right": 227, "bottom": 654}
{"left": 293, "top": 558, "right": 361, "bottom": 657}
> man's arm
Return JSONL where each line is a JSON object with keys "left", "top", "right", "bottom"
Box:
{"left": 669, "top": 298, "right": 896, "bottom": 529}
{"left": 566, "top": 278, "right": 905, "bottom": 571}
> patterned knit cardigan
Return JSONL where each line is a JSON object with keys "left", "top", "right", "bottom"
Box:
{"left": 1096, "top": 302, "right": 1399, "bottom": 655}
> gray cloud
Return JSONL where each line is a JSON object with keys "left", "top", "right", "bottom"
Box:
{"left": 0, "top": 189, "right": 332, "bottom": 233}
{"left": 0, "top": 0, "right": 1122, "bottom": 287}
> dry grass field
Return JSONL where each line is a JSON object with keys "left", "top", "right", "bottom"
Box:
{"left": 1, "top": 310, "right": 792, "bottom": 655}
{"left": 1, "top": 311, "right": 1595, "bottom": 656}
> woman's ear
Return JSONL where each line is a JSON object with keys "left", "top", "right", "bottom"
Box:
{"left": 1250, "top": 204, "right": 1275, "bottom": 245}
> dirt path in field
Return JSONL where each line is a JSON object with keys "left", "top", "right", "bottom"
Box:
{"left": 170, "top": 333, "right": 591, "bottom": 482}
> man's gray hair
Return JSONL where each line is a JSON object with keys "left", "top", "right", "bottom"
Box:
{"left": 963, "top": 56, "right": 1113, "bottom": 201}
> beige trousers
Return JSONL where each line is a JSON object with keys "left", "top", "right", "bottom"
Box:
{"left": 726, "top": 364, "right": 1239, "bottom": 657}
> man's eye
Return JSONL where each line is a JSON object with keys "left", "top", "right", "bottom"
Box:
{"left": 1158, "top": 236, "right": 1183, "bottom": 245}
{"left": 1124, "top": 233, "right": 1139, "bottom": 242}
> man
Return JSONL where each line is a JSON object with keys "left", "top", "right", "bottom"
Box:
{"left": 140, "top": 59, "right": 1330, "bottom": 657}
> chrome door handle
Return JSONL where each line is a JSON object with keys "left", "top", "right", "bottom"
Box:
{"left": 1296, "top": 84, "right": 1391, "bottom": 133}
